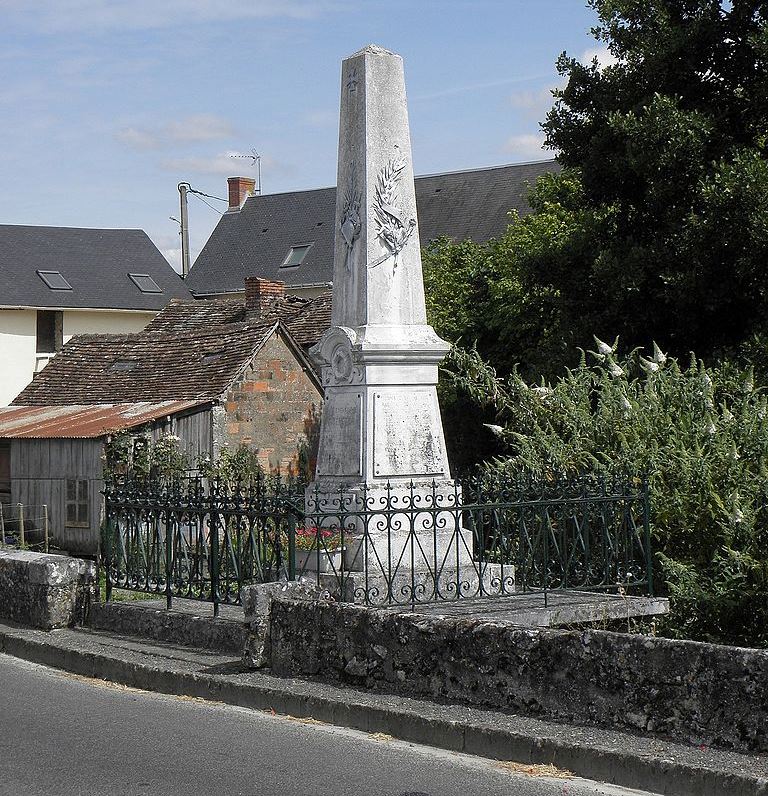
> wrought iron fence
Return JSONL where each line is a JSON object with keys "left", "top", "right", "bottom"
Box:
{"left": 102, "top": 475, "right": 301, "bottom": 617}
{"left": 102, "top": 472, "right": 652, "bottom": 613}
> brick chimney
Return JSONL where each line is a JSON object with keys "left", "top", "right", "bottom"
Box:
{"left": 244, "top": 277, "right": 285, "bottom": 315}
{"left": 227, "top": 176, "right": 256, "bottom": 211}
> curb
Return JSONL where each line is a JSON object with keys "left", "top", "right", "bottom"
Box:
{"left": 1, "top": 626, "right": 765, "bottom": 796}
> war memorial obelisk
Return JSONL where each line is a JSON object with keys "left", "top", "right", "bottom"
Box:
{"left": 307, "top": 45, "right": 463, "bottom": 576}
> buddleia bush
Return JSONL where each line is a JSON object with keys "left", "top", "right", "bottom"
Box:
{"left": 444, "top": 340, "right": 768, "bottom": 648}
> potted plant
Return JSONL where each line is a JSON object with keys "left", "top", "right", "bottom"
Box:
{"left": 293, "top": 525, "right": 344, "bottom": 573}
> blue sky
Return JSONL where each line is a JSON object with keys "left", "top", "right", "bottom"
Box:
{"left": 0, "top": 1, "right": 610, "bottom": 271}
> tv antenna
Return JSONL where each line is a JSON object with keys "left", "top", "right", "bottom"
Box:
{"left": 230, "top": 149, "right": 262, "bottom": 194}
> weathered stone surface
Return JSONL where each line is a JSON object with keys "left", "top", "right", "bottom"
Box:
{"left": 87, "top": 600, "right": 247, "bottom": 655}
{"left": 268, "top": 597, "right": 768, "bottom": 754}
{"left": 0, "top": 549, "right": 95, "bottom": 630}
{"left": 241, "top": 579, "right": 323, "bottom": 668}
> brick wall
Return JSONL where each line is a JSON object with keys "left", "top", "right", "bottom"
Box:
{"left": 221, "top": 331, "right": 321, "bottom": 476}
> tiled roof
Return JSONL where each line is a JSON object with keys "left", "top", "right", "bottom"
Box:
{"left": 141, "top": 292, "right": 333, "bottom": 349}
{"left": 0, "top": 401, "right": 209, "bottom": 439}
{"left": 0, "top": 224, "right": 191, "bottom": 310}
{"left": 12, "top": 321, "right": 277, "bottom": 406}
{"left": 186, "top": 160, "right": 560, "bottom": 295}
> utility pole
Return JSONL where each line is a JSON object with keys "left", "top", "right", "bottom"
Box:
{"left": 177, "top": 182, "right": 191, "bottom": 278}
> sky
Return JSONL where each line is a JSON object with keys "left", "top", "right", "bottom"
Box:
{"left": 0, "top": 0, "right": 612, "bottom": 272}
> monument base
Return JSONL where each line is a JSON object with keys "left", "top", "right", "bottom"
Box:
{"left": 304, "top": 479, "right": 473, "bottom": 573}
{"left": 305, "top": 562, "right": 514, "bottom": 607}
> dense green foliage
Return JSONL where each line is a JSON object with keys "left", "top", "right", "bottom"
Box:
{"left": 538, "top": 0, "right": 768, "bottom": 358}
{"left": 426, "top": 1, "right": 768, "bottom": 376}
{"left": 445, "top": 340, "right": 768, "bottom": 647}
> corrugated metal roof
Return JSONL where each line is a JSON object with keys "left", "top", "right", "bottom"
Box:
{"left": 0, "top": 401, "right": 210, "bottom": 439}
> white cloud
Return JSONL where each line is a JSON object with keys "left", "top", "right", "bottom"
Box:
{"left": 115, "top": 127, "right": 161, "bottom": 150}
{"left": 581, "top": 45, "right": 618, "bottom": 70}
{"left": 162, "top": 246, "right": 183, "bottom": 273}
{"left": 305, "top": 109, "right": 337, "bottom": 129}
{"left": 161, "top": 152, "right": 244, "bottom": 176}
{"left": 161, "top": 151, "right": 288, "bottom": 179}
{"left": 0, "top": 0, "right": 337, "bottom": 33}
{"left": 504, "top": 133, "right": 549, "bottom": 161}
{"left": 115, "top": 114, "right": 235, "bottom": 150}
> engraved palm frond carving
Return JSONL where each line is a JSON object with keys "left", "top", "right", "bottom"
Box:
{"left": 340, "top": 167, "right": 361, "bottom": 273}
{"left": 371, "top": 156, "right": 416, "bottom": 271}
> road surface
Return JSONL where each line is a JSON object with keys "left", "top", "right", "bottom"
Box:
{"left": 0, "top": 652, "right": 658, "bottom": 796}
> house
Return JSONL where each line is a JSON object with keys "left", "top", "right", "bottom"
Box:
{"left": 0, "top": 278, "right": 326, "bottom": 554}
{"left": 0, "top": 224, "right": 191, "bottom": 406}
{"left": 186, "top": 160, "right": 559, "bottom": 299}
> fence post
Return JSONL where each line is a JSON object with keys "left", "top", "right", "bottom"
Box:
{"left": 43, "top": 504, "right": 49, "bottom": 553}
{"left": 643, "top": 477, "right": 653, "bottom": 597}
{"left": 17, "top": 503, "right": 24, "bottom": 548}
{"left": 165, "top": 507, "right": 173, "bottom": 611}
{"left": 210, "top": 481, "right": 220, "bottom": 619}
{"left": 103, "top": 520, "right": 113, "bottom": 603}
{"left": 287, "top": 512, "right": 296, "bottom": 582}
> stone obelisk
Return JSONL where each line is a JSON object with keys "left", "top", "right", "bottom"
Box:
{"left": 308, "top": 44, "right": 454, "bottom": 505}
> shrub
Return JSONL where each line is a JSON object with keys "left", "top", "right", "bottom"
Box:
{"left": 445, "top": 340, "right": 768, "bottom": 647}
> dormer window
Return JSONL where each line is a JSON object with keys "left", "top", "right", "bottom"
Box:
{"left": 280, "top": 244, "right": 313, "bottom": 268}
{"left": 37, "top": 270, "right": 72, "bottom": 290}
{"left": 128, "top": 273, "right": 162, "bottom": 293}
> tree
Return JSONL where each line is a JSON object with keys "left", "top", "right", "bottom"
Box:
{"left": 536, "top": 0, "right": 768, "bottom": 360}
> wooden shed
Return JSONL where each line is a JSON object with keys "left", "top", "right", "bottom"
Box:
{"left": 0, "top": 401, "right": 210, "bottom": 554}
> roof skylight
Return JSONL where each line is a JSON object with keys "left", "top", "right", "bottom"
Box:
{"left": 280, "top": 244, "right": 313, "bottom": 268}
{"left": 128, "top": 273, "right": 162, "bottom": 293}
{"left": 109, "top": 360, "right": 138, "bottom": 373}
{"left": 37, "top": 270, "right": 73, "bottom": 291}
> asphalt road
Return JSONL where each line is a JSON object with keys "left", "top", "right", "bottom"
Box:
{"left": 0, "top": 652, "right": 658, "bottom": 796}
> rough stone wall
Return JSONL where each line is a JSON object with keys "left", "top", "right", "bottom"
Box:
{"left": 0, "top": 549, "right": 95, "bottom": 630}
{"left": 222, "top": 333, "right": 321, "bottom": 475}
{"left": 268, "top": 598, "right": 768, "bottom": 754}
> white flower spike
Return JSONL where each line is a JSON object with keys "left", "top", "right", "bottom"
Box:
{"left": 640, "top": 357, "right": 659, "bottom": 375}
{"left": 594, "top": 336, "right": 614, "bottom": 356}
{"left": 608, "top": 361, "right": 624, "bottom": 378}
{"left": 483, "top": 424, "right": 505, "bottom": 437}
{"left": 651, "top": 342, "right": 667, "bottom": 366}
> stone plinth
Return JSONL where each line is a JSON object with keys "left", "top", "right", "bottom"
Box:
{"left": 0, "top": 549, "right": 95, "bottom": 629}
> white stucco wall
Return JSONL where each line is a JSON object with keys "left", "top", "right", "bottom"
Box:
{"left": 0, "top": 310, "right": 37, "bottom": 408}
{"left": 62, "top": 309, "right": 154, "bottom": 341}
{"left": 0, "top": 308, "right": 156, "bottom": 407}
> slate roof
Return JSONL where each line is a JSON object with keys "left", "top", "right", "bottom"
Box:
{"left": 0, "top": 224, "right": 191, "bottom": 310}
{"left": 0, "top": 401, "right": 209, "bottom": 439}
{"left": 186, "top": 160, "right": 559, "bottom": 295}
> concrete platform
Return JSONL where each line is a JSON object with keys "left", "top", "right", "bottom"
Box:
{"left": 399, "top": 589, "right": 670, "bottom": 627}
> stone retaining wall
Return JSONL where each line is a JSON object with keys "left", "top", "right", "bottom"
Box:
{"left": 268, "top": 597, "right": 768, "bottom": 754}
{"left": 0, "top": 549, "right": 95, "bottom": 630}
